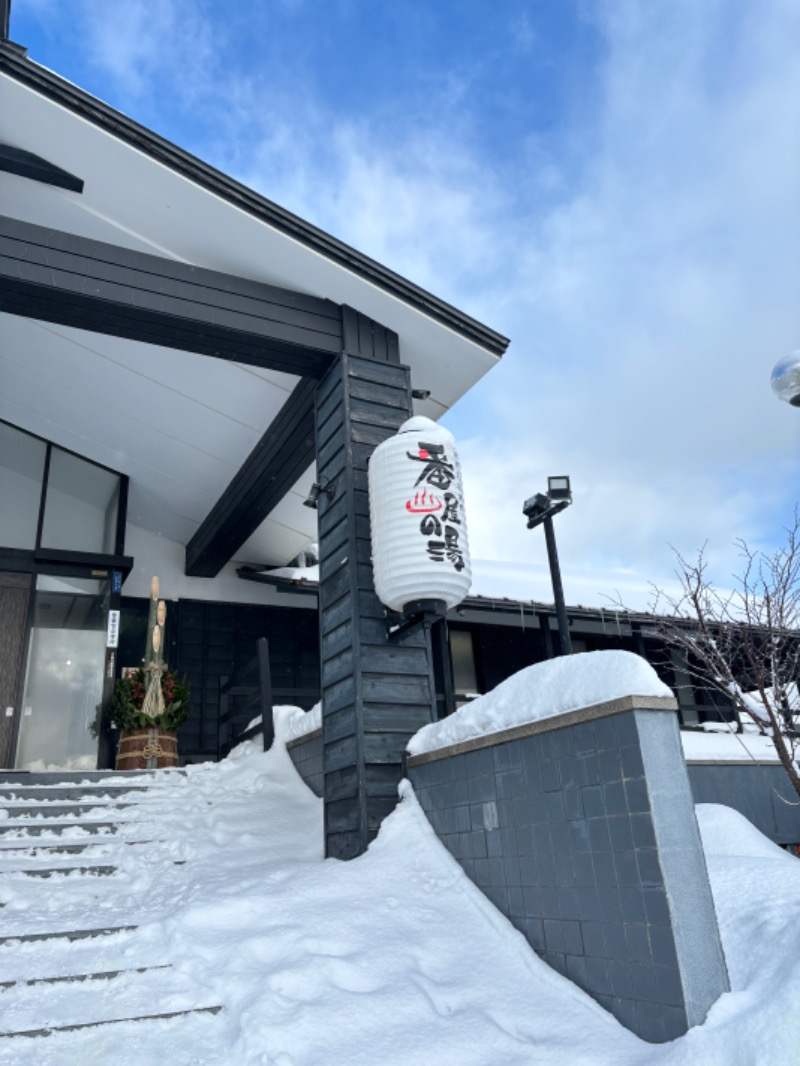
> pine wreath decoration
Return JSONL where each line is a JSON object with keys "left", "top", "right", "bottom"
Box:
{"left": 110, "top": 668, "right": 191, "bottom": 731}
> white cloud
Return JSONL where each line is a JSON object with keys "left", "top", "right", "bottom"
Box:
{"left": 452, "top": 0, "right": 800, "bottom": 595}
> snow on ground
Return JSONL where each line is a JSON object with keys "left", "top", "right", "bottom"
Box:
{"left": 409, "top": 651, "right": 672, "bottom": 756}
{"left": 1, "top": 714, "right": 799, "bottom": 1064}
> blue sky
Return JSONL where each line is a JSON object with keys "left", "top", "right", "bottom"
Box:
{"left": 10, "top": 0, "right": 800, "bottom": 606}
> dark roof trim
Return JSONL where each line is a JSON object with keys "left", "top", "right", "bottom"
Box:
{"left": 0, "top": 43, "right": 510, "bottom": 359}
{"left": 232, "top": 571, "right": 674, "bottom": 628}
{"left": 0, "top": 141, "right": 83, "bottom": 192}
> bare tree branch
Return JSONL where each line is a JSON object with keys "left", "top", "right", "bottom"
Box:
{"left": 615, "top": 511, "right": 800, "bottom": 800}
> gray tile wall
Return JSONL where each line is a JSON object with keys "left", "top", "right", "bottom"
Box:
{"left": 287, "top": 731, "right": 323, "bottom": 797}
{"left": 688, "top": 762, "right": 800, "bottom": 845}
{"left": 409, "top": 709, "right": 728, "bottom": 1044}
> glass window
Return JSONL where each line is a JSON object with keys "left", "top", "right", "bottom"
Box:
{"left": 450, "top": 628, "right": 479, "bottom": 707}
{"left": 40, "top": 448, "right": 120, "bottom": 554}
{"left": 0, "top": 422, "right": 46, "bottom": 549}
{"left": 670, "top": 648, "right": 699, "bottom": 725}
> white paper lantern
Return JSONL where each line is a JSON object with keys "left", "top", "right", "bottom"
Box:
{"left": 368, "top": 416, "right": 472, "bottom": 613}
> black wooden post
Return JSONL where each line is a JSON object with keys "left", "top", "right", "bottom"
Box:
{"left": 217, "top": 676, "right": 229, "bottom": 762}
{"left": 257, "top": 637, "right": 274, "bottom": 751}
{"left": 315, "top": 316, "right": 437, "bottom": 859}
{"left": 432, "top": 619, "right": 457, "bottom": 719}
{"left": 97, "top": 570, "right": 123, "bottom": 769}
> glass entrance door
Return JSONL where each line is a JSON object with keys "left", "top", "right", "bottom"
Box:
{"left": 15, "top": 575, "right": 110, "bottom": 772}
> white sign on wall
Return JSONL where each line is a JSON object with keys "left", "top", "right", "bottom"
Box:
{"left": 106, "top": 609, "right": 120, "bottom": 648}
{"left": 368, "top": 416, "right": 472, "bottom": 614}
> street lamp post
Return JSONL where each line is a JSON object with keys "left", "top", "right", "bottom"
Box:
{"left": 523, "top": 476, "right": 573, "bottom": 656}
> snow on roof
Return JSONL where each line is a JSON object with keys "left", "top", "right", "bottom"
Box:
{"left": 407, "top": 650, "right": 672, "bottom": 757}
{"left": 263, "top": 564, "right": 320, "bottom": 584}
{"left": 742, "top": 681, "right": 800, "bottom": 723}
{"left": 681, "top": 729, "right": 782, "bottom": 763}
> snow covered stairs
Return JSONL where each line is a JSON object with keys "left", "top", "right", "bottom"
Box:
{"left": 0, "top": 773, "right": 147, "bottom": 879}
{"left": 0, "top": 928, "right": 221, "bottom": 1039}
{"left": 0, "top": 771, "right": 223, "bottom": 1040}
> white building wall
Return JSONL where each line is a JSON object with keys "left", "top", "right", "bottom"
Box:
{"left": 122, "top": 523, "right": 314, "bottom": 610}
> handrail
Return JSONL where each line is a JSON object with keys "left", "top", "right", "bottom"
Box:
{"left": 217, "top": 638, "right": 274, "bottom": 758}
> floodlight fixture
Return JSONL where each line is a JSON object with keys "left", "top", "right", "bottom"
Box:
{"left": 548, "top": 475, "right": 572, "bottom": 501}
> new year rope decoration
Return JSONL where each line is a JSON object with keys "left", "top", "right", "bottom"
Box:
{"left": 140, "top": 617, "right": 166, "bottom": 720}
{"left": 140, "top": 660, "right": 166, "bottom": 720}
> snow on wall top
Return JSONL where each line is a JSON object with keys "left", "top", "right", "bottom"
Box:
{"left": 407, "top": 650, "right": 673, "bottom": 757}
{"left": 275, "top": 702, "right": 322, "bottom": 741}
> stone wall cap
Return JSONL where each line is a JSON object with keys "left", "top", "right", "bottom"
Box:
{"left": 286, "top": 727, "right": 322, "bottom": 750}
{"left": 685, "top": 758, "right": 781, "bottom": 766}
{"left": 406, "top": 694, "right": 678, "bottom": 766}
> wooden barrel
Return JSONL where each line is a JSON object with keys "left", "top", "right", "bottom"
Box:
{"left": 116, "top": 727, "right": 179, "bottom": 770}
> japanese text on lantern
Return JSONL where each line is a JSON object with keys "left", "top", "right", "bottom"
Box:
{"left": 404, "top": 441, "right": 465, "bottom": 571}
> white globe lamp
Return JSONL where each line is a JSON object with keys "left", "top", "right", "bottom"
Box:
{"left": 771, "top": 351, "right": 800, "bottom": 408}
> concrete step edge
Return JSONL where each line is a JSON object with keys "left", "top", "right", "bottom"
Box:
{"left": 0, "top": 787, "right": 151, "bottom": 800}
{"left": 1, "top": 864, "right": 118, "bottom": 879}
{"left": 0, "top": 771, "right": 186, "bottom": 785}
{"left": 0, "top": 802, "right": 137, "bottom": 816}
{"left": 0, "top": 838, "right": 158, "bottom": 855}
{"left": 0, "top": 964, "right": 172, "bottom": 990}
{"left": 0, "top": 925, "right": 137, "bottom": 947}
{"left": 0, "top": 822, "right": 120, "bottom": 836}
{"left": 0, "top": 1005, "right": 223, "bottom": 1039}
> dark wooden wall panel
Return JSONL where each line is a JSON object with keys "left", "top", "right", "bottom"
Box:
{"left": 120, "top": 596, "right": 319, "bottom": 762}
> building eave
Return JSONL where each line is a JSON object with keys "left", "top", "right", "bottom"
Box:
{"left": 0, "top": 41, "right": 509, "bottom": 360}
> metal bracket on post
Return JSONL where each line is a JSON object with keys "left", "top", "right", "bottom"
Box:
{"left": 387, "top": 598, "right": 448, "bottom": 643}
{"left": 303, "top": 476, "right": 336, "bottom": 510}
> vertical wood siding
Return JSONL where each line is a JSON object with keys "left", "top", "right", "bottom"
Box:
{"left": 316, "top": 344, "right": 437, "bottom": 859}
